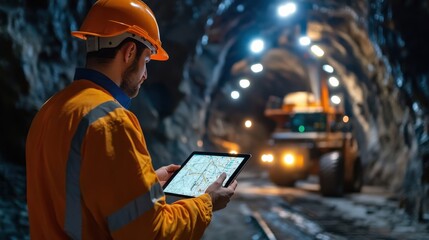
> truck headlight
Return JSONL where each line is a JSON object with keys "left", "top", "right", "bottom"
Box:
{"left": 261, "top": 154, "right": 274, "bottom": 163}
{"left": 283, "top": 153, "right": 295, "bottom": 166}
{"left": 281, "top": 153, "right": 304, "bottom": 168}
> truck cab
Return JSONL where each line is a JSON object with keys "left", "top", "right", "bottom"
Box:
{"left": 261, "top": 91, "right": 362, "bottom": 196}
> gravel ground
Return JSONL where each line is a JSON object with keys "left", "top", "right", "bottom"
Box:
{"left": 202, "top": 171, "right": 429, "bottom": 240}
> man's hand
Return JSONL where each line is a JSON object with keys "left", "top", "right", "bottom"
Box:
{"left": 205, "top": 172, "right": 238, "bottom": 211}
{"left": 155, "top": 164, "right": 181, "bottom": 187}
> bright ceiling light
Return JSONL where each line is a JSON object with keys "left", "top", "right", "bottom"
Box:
{"left": 322, "top": 64, "right": 334, "bottom": 73}
{"left": 239, "top": 78, "right": 250, "bottom": 88}
{"left": 298, "top": 36, "right": 311, "bottom": 46}
{"left": 244, "top": 120, "right": 252, "bottom": 128}
{"left": 328, "top": 76, "right": 340, "bottom": 87}
{"left": 331, "top": 95, "right": 341, "bottom": 105}
{"left": 250, "top": 63, "right": 263, "bottom": 73}
{"left": 310, "top": 45, "right": 324, "bottom": 57}
{"left": 231, "top": 91, "right": 240, "bottom": 99}
{"left": 250, "top": 39, "right": 265, "bottom": 53}
{"left": 277, "top": 2, "right": 297, "bottom": 17}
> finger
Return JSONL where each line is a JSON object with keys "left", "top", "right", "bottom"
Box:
{"left": 228, "top": 180, "right": 238, "bottom": 190}
{"left": 166, "top": 164, "right": 181, "bottom": 172}
{"left": 159, "top": 181, "right": 166, "bottom": 187}
{"left": 216, "top": 172, "right": 227, "bottom": 185}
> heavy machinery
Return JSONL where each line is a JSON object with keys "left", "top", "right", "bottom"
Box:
{"left": 260, "top": 86, "right": 363, "bottom": 196}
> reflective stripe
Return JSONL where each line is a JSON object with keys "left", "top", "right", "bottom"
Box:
{"left": 107, "top": 182, "right": 164, "bottom": 232}
{"left": 64, "top": 101, "right": 121, "bottom": 240}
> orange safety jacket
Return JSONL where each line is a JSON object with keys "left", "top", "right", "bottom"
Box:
{"left": 26, "top": 68, "right": 212, "bottom": 240}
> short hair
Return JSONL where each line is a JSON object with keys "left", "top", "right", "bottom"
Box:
{"left": 86, "top": 38, "right": 147, "bottom": 63}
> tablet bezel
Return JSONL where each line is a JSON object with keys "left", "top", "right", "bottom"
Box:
{"left": 162, "top": 151, "right": 251, "bottom": 198}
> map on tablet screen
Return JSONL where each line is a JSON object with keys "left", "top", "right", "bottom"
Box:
{"left": 163, "top": 151, "right": 251, "bottom": 198}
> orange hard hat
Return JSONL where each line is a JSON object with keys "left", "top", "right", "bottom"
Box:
{"left": 72, "top": 0, "right": 168, "bottom": 61}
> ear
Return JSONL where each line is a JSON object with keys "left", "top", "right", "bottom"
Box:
{"left": 122, "top": 42, "right": 136, "bottom": 64}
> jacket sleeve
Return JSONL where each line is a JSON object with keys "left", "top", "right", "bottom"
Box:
{"left": 80, "top": 108, "right": 212, "bottom": 240}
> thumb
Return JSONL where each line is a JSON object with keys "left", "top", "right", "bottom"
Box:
{"left": 166, "top": 164, "right": 180, "bottom": 172}
{"left": 205, "top": 172, "right": 227, "bottom": 193}
{"left": 215, "top": 172, "right": 227, "bottom": 185}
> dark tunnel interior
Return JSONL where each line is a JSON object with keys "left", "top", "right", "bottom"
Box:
{"left": 0, "top": 0, "right": 428, "bottom": 237}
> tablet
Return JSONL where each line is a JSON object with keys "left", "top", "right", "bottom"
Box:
{"left": 163, "top": 151, "right": 251, "bottom": 198}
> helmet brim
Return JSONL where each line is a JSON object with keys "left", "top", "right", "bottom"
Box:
{"left": 72, "top": 30, "right": 169, "bottom": 61}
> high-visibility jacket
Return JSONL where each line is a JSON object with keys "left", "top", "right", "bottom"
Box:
{"left": 26, "top": 68, "right": 212, "bottom": 240}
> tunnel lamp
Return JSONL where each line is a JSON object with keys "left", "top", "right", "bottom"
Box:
{"left": 298, "top": 36, "right": 311, "bottom": 46}
{"left": 310, "top": 45, "right": 324, "bottom": 57}
{"left": 328, "top": 76, "right": 340, "bottom": 87}
{"left": 343, "top": 115, "right": 349, "bottom": 123}
{"left": 331, "top": 95, "right": 341, "bottom": 105}
{"left": 277, "top": 2, "right": 297, "bottom": 17}
{"left": 250, "top": 63, "right": 264, "bottom": 73}
{"left": 197, "top": 140, "right": 203, "bottom": 148}
{"left": 239, "top": 78, "right": 250, "bottom": 88}
{"left": 231, "top": 91, "right": 240, "bottom": 99}
{"left": 244, "top": 120, "right": 252, "bottom": 128}
{"left": 230, "top": 150, "right": 238, "bottom": 154}
{"left": 250, "top": 39, "right": 265, "bottom": 53}
{"left": 322, "top": 64, "right": 334, "bottom": 73}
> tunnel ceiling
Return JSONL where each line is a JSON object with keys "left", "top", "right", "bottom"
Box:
{"left": 203, "top": 1, "right": 372, "bottom": 139}
{"left": 182, "top": 0, "right": 399, "bottom": 171}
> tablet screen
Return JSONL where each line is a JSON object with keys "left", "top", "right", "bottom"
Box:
{"left": 163, "top": 151, "right": 251, "bottom": 198}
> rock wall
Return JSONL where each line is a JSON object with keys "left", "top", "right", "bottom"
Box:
{"left": 368, "top": 0, "right": 429, "bottom": 219}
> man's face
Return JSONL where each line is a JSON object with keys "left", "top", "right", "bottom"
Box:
{"left": 121, "top": 48, "right": 152, "bottom": 98}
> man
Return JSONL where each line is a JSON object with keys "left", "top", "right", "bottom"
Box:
{"left": 26, "top": 0, "right": 237, "bottom": 239}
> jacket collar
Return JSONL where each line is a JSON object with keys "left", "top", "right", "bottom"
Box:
{"left": 73, "top": 68, "right": 131, "bottom": 109}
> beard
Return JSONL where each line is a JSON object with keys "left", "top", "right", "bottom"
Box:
{"left": 120, "top": 57, "right": 141, "bottom": 98}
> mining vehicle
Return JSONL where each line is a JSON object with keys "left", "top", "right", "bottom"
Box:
{"left": 260, "top": 85, "right": 362, "bottom": 196}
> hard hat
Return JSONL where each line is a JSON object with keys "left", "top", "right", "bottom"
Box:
{"left": 72, "top": 0, "right": 168, "bottom": 61}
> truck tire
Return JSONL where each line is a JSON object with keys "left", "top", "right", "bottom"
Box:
{"left": 319, "top": 151, "right": 344, "bottom": 196}
{"left": 269, "top": 170, "right": 296, "bottom": 187}
{"left": 344, "top": 158, "right": 363, "bottom": 193}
